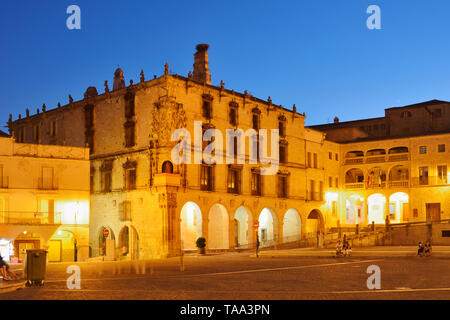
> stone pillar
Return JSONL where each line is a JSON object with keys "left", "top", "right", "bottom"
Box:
{"left": 193, "top": 44, "right": 211, "bottom": 85}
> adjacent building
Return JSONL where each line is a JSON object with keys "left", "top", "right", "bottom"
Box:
{"left": 0, "top": 137, "right": 90, "bottom": 262}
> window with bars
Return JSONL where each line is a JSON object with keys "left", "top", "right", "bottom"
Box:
{"left": 227, "top": 167, "right": 241, "bottom": 194}
{"left": 200, "top": 164, "right": 214, "bottom": 191}
{"left": 279, "top": 143, "right": 287, "bottom": 164}
{"left": 251, "top": 171, "right": 262, "bottom": 196}
{"left": 278, "top": 174, "right": 289, "bottom": 198}
{"left": 125, "top": 168, "right": 136, "bottom": 190}
{"left": 202, "top": 95, "right": 213, "bottom": 119}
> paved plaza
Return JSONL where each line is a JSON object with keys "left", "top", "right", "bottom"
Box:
{"left": 2, "top": 246, "right": 450, "bottom": 300}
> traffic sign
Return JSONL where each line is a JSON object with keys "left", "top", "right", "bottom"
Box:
{"left": 103, "top": 229, "right": 110, "bottom": 238}
{"left": 253, "top": 221, "right": 259, "bottom": 229}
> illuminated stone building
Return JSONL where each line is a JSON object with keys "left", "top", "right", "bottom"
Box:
{"left": 309, "top": 99, "right": 450, "bottom": 228}
{"left": 7, "top": 44, "right": 449, "bottom": 259}
{"left": 0, "top": 137, "right": 90, "bottom": 262}
{"left": 8, "top": 45, "right": 340, "bottom": 259}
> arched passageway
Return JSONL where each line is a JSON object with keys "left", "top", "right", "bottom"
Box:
{"left": 389, "top": 192, "right": 409, "bottom": 223}
{"left": 346, "top": 195, "right": 365, "bottom": 225}
{"left": 367, "top": 194, "right": 386, "bottom": 224}
{"left": 180, "top": 202, "right": 202, "bottom": 250}
{"left": 118, "top": 225, "right": 140, "bottom": 260}
{"left": 258, "top": 208, "right": 279, "bottom": 247}
{"left": 307, "top": 209, "right": 325, "bottom": 247}
{"left": 208, "top": 204, "right": 229, "bottom": 250}
{"left": 98, "top": 226, "right": 115, "bottom": 256}
{"left": 234, "top": 206, "right": 252, "bottom": 248}
{"left": 282, "top": 209, "right": 302, "bottom": 243}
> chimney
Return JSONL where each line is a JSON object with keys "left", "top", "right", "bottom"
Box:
{"left": 193, "top": 44, "right": 211, "bottom": 85}
{"left": 334, "top": 116, "right": 339, "bottom": 123}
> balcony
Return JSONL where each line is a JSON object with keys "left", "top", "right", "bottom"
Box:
{"left": 0, "top": 211, "right": 60, "bottom": 225}
{"left": 365, "top": 155, "right": 386, "bottom": 164}
{"left": 37, "top": 177, "right": 58, "bottom": 190}
{"left": 388, "top": 153, "right": 409, "bottom": 162}
{"left": 344, "top": 183, "right": 365, "bottom": 189}
{"left": 153, "top": 173, "right": 181, "bottom": 187}
{"left": 388, "top": 180, "right": 409, "bottom": 188}
{"left": 307, "top": 192, "right": 324, "bottom": 201}
{"left": 344, "top": 157, "right": 364, "bottom": 165}
{"left": 412, "top": 176, "right": 449, "bottom": 187}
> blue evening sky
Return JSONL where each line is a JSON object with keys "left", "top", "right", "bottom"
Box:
{"left": 1, "top": 0, "right": 449, "bottom": 131}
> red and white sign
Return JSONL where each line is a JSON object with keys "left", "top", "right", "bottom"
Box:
{"left": 103, "top": 229, "right": 110, "bottom": 238}
{"left": 253, "top": 221, "right": 259, "bottom": 229}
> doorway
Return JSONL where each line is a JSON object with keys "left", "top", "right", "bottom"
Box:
{"left": 426, "top": 203, "right": 441, "bottom": 222}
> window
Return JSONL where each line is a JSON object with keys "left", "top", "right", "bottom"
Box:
{"left": 278, "top": 115, "right": 286, "bottom": 138}
{"left": 328, "top": 176, "right": 333, "bottom": 188}
{"left": 102, "top": 171, "right": 112, "bottom": 192}
{"left": 227, "top": 167, "right": 241, "bottom": 194}
{"left": 200, "top": 164, "right": 214, "bottom": 191}
{"left": 329, "top": 152, "right": 332, "bottom": 160}
{"left": 331, "top": 201, "right": 337, "bottom": 216}
{"left": 251, "top": 170, "right": 262, "bottom": 196}
{"left": 229, "top": 102, "right": 238, "bottom": 126}
{"left": 124, "top": 92, "right": 135, "bottom": 118}
{"left": 419, "top": 166, "right": 429, "bottom": 185}
{"left": 41, "top": 167, "right": 54, "bottom": 190}
{"left": 313, "top": 153, "right": 318, "bottom": 168}
{"left": 400, "top": 111, "right": 412, "bottom": 118}
{"left": 319, "top": 181, "right": 323, "bottom": 201}
{"left": 335, "top": 177, "right": 339, "bottom": 188}
{"left": 307, "top": 152, "right": 311, "bottom": 168}
{"left": 100, "top": 160, "right": 113, "bottom": 192}
{"left": 252, "top": 108, "right": 261, "bottom": 130}
{"left": 33, "top": 125, "right": 40, "bottom": 143}
{"left": 120, "top": 201, "right": 132, "bottom": 221}
{"left": 202, "top": 95, "right": 213, "bottom": 119}
{"left": 278, "top": 174, "right": 288, "bottom": 198}
{"left": 432, "top": 108, "right": 442, "bottom": 119}
{"left": 279, "top": 143, "right": 287, "bottom": 164}
{"left": 84, "top": 104, "right": 94, "bottom": 128}
{"left": 335, "top": 153, "right": 338, "bottom": 161}
{"left": 438, "top": 165, "right": 447, "bottom": 184}
{"left": 438, "top": 144, "right": 446, "bottom": 153}
{"left": 50, "top": 120, "right": 57, "bottom": 137}
{"left": 162, "top": 161, "right": 174, "bottom": 174}
{"left": 125, "top": 168, "right": 136, "bottom": 190}
{"left": 17, "top": 127, "right": 25, "bottom": 143}
{"left": 419, "top": 146, "right": 427, "bottom": 154}
{"left": 124, "top": 121, "right": 136, "bottom": 147}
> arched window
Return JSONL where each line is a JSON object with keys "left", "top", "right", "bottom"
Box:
{"left": 162, "top": 161, "right": 174, "bottom": 174}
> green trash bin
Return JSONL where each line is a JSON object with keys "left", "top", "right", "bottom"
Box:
{"left": 25, "top": 249, "right": 47, "bottom": 286}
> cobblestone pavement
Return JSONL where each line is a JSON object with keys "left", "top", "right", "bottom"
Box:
{"left": 2, "top": 252, "right": 450, "bottom": 300}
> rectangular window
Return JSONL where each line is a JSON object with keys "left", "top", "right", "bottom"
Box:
{"left": 33, "top": 125, "right": 40, "bottom": 143}
{"left": 307, "top": 152, "right": 311, "bottom": 168}
{"left": 278, "top": 175, "right": 288, "bottom": 198}
{"left": 227, "top": 167, "right": 241, "bottom": 194}
{"left": 229, "top": 106, "right": 238, "bottom": 126}
{"left": 50, "top": 120, "right": 57, "bottom": 137}
{"left": 335, "top": 153, "right": 339, "bottom": 161}
{"left": 102, "top": 171, "right": 112, "bottom": 192}
{"left": 335, "top": 177, "right": 339, "bottom": 188}
{"left": 438, "top": 144, "right": 446, "bottom": 153}
{"left": 279, "top": 144, "right": 287, "bottom": 164}
{"left": 279, "top": 121, "right": 286, "bottom": 137}
{"left": 252, "top": 114, "right": 259, "bottom": 130}
{"left": 319, "top": 181, "right": 323, "bottom": 201}
{"left": 125, "top": 168, "right": 136, "bottom": 190}
{"left": 328, "top": 152, "right": 332, "bottom": 160}
{"left": 202, "top": 97, "right": 212, "bottom": 119}
{"left": 328, "top": 176, "right": 333, "bottom": 188}
{"left": 419, "top": 166, "right": 429, "bottom": 185}
{"left": 419, "top": 146, "right": 427, "bottom": 154}
{"left": 124, "top": 121, "right": 136, "bottom": 147}
{"left": 121, "top": 201, "right": 132, "bottom": 221}
{"left": 200, "top": 165, "right": 214, "bottom": 191}
{"left": 313, "top": 153, "right": 318, "bottom": 168}
{"left": 41, "top": 167, "right": 54, "bottom": 190}
{"left": 438, "top": 165, "right": 447, "bottom": 184}
{"left": 251, "top": 171, "right": 262, "bottom": 196}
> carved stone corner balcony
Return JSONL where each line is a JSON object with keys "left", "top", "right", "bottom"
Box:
{"left": 153, "top": 173, "right": 181, "bottom": 187}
